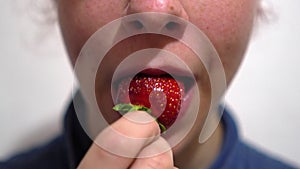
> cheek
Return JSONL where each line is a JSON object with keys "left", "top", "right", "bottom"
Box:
{"left": 189, "top": 0, "right": 257, "bottom": 40}
{"left": 185, "top": 0, "right": 257, "bottom": 82}
{"left": 57, "top": 0, "right": 127, "bottom": 64}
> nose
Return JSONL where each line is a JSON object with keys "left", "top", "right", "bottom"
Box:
{"left": 122, "top": 0, "right": 189, "bottom": 35}
{"left": 128, "top": 0, "right": 188, "bottom": 18}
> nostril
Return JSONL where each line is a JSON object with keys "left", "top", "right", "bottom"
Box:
{"left": 165, "top": 21, "right": 180, "bottom": 31}
{"left": 121, "top": 13, "right": 187, "bottom": 36}
{"left": 130, "top": 20, "right": 144, "bottom": 29}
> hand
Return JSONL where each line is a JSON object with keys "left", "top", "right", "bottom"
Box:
{"left": 77, "top": 111, "right": 179, "bottom": 169}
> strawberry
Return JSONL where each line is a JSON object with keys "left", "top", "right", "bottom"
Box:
{"left": 113, "top": 69, "right": 184, "bottom": 132}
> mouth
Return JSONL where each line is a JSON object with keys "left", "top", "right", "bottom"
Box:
{"left": 112, "top": 68, "right": 196, "bottom": 130}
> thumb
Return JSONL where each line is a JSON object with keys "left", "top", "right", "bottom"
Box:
{"left": 130, "top": 137, "right": 175, "bottom": 169}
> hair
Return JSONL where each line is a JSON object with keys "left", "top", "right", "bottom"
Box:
{"left": 29, "top": 0, "right": 57, "bottom": 26}
{"left": 256, "top": 0, "right": 277, "bottom": 23}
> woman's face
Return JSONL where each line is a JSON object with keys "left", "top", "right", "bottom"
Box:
{"left": 58, "top": 0, "right": 258, "bottom": 77}
{"left": 57, "top": 0, "right": 259, "bottom": 152}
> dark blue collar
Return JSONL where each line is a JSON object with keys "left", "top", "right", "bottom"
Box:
{"left": 63, "top": 102, "right": 92, "bottom": 168}
{"left": 209, "top": 108, "right": 239, "bottom": 169}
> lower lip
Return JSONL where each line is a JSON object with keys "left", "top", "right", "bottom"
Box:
{"left": 177, "top": 83, "right": 197, "bottom": 120}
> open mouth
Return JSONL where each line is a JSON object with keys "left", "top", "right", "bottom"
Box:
{"left": 113, "top": 68, "right": 195, "bottom": 129}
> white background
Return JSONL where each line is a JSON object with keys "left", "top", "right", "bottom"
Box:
{"left": 0, "top": 0, "right": 299, "bottom": 167}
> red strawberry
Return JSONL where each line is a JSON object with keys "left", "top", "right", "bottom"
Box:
{"left": 114, "top": 68, "right": 185, "bottom": 131}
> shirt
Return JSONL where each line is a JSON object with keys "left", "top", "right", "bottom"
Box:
{"left": 0, "top": 102, "right": 297, "bottom": 169}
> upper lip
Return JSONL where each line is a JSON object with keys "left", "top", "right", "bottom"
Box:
{"left": 112, "top": 65, "right": 196, "bottom": 93}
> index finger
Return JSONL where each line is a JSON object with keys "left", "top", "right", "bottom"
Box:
{"left": 78, "top": 111, "right": 160, "bottom": 169}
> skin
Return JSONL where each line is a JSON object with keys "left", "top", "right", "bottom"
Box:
{"left": 56, "top": 0, "right": 260, "bottom": 168}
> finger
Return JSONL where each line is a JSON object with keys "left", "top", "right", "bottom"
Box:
{"left": 130, "top": 137, "right": 175, "bottom": 169}
{"left": 78, "top": 111, "right": 160, "bottom": 169}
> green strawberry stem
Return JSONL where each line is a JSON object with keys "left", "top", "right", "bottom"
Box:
{"left": 113, "top": 103, "right": 167, "bottom": 132}
{"left": 158, "top": 122, "right": 167, "bottom": 132}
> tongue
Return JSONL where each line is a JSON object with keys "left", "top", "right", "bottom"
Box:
{"left": 116, "top": 69, "right": 185, "bottom": 128}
